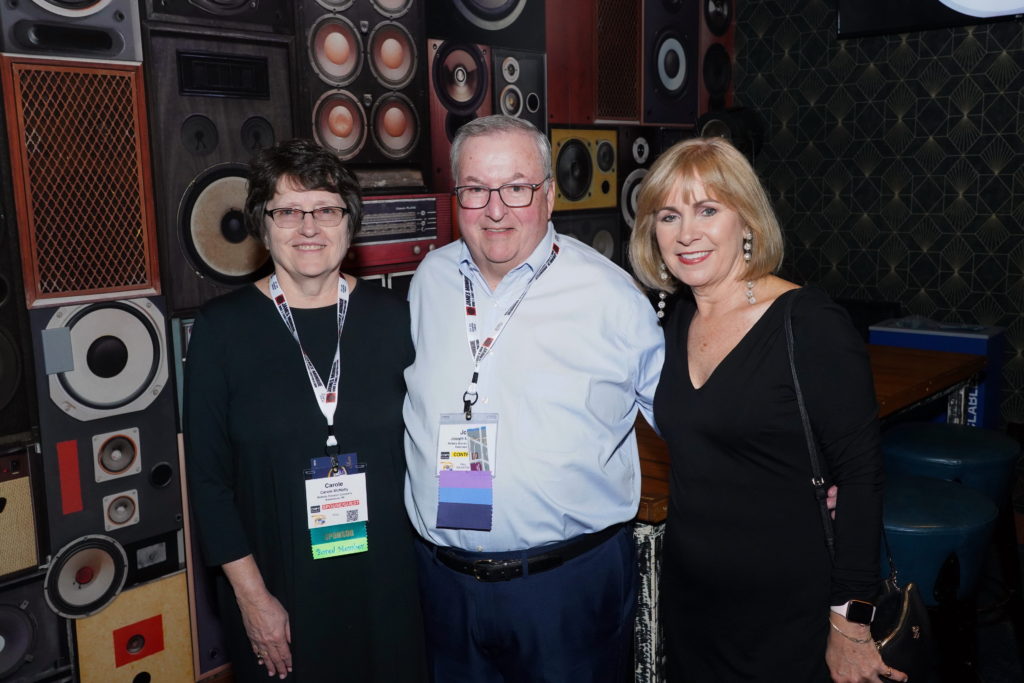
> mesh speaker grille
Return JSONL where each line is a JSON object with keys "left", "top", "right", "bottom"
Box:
{"left": 3, "top": 58, "right": 159, "bottom": 305}
{"left": 596, "top": 0, "right": 640, "bottom": 121}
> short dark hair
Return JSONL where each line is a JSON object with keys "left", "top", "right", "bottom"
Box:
{"left": 244, "top": 139, "right": 363, "bottom": 242}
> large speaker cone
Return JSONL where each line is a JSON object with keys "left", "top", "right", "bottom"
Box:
{"left": 94, "top": 428, "right": 141, "bottom": 481}
{"left": 314, "top": 90, "right": 368, "bottom": 159}
{"left": 0, "top": 602, "right": 33, "bottom": 678}
{"left": 432, "top": 42, "right": 489, "bottom": 115}
{"left": 34, "top": 0, "right": 114, "bottom": 16}
{"left": 310, "top": 15, "right": 363, "bottom": 86}
{"left": 371, "top": 93, "right": 420, "bottom": 159}
{"left": 555, "top": 139, "right": 593, "bottom": 202}
{"left": 179, "top": 164, "right": 271, "bottom": 285}
{"left": 705, "top": 0, "right": 732, "bottom": 36}
{"left": 370, "top": 0, "right": 413, "bottom": 19}
{"left": 368, "top": 21, "right": 416, "bottom": 89}
{"left": 187, "top": 0, "right": 252, "bottom": 13}
{"left": 702, "top": 42, "right": 732, "bottom": 99}
{"left": 653, "top": 31, "right": 689, "bottom": 97}
{"left": 452, "top": 0, "right": 527, "bottom": 30}
{"left": 44, "top": 535, "right": 128, "bottom": 618}
{"left": 621, "top": 168, "right": 648, "bottom": 228}
{"left": 45, "top": 298, "right": 168, "bottom": 421}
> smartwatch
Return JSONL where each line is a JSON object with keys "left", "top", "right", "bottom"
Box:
{"left": 830, "top": 599, "right": 875, "bottom": 625}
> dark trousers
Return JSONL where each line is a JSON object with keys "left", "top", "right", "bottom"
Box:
{"left": 414, "top": 526, "right": 637, "bottom": 683}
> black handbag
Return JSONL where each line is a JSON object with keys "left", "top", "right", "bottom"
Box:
{"left": 783, "top": 293, "right": 934, "bottom": 681}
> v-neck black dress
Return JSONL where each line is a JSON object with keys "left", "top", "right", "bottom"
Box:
{"left": 184, "top": 282, "right": 426, "bottom": 682}
{"left": 655, "top": 288, "right": 883, "bottom": 681}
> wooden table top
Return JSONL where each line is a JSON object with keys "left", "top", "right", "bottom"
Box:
{"left": 636, "top": 344, "right": 986, "bottom": 524}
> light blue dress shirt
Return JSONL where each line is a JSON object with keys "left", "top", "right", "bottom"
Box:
{"left": 403, "top": 223, "right": 665, "bottom": 552}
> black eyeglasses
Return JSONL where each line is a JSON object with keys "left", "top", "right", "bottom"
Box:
{"left": 453, "top": 178, "right": 550, "bottom": 209}
{"left": 264, "top": 206, "right": 350, "bottom": 229}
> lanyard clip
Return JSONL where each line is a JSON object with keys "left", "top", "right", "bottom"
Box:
{"left": 462, "top": 390, "right": 478, "bottom": 421}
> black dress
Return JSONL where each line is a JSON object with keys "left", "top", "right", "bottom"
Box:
{"left": 184, "top": 282, "right": 426, "bottom": 682}
{"left": 656, "top": 288, "right": 883, "bottom": 681}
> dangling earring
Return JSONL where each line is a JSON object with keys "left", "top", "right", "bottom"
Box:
{"left": 743, "top": 232, "right": 752, "bottom": 262}
{"left": 745, "top": 280, "right": 756, "bottom": 305}
{"left": 657, "top": 263, "right": 669, "bottom": 319}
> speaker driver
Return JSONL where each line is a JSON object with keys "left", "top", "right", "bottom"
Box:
{"left": 632, "top": 135, "right": 651, "bottom": 165}
{"left": 596, "top": 141, "right": 615, "bottom": 173}
{"left": 702, "top": 42, "right": 732, "bottom": 99}
{"left": 180, "top": 115, "right": 219, "bottom": 157}
{"left": 371, "top": 93, "right": 420, "bottom": 160}
{"left": 498, "top": 84, "right": 523, "bottom": 117}
{"left": 500, "top": 55, "right": 520, "bottom": 83}
{"left": 44, "top": 535, "right": 128, "bottom": 618}
{"left": 103, "top": 490, "right": 139, "bottom": 530}
{"left": 313, "top": 90, "right": 368, "bottom": 159}
{"left": 94, "top": 429, "right": 140, "bottom": 480}
{"left": 0, "top": 603, "right": 33, "bottom": 678}
{"left": 555, "top": 139, "right": 593, "bottom": 202}
{"left": 452, "top": 0, "right": 527, "bottom": 31}
{"left": 654, "top": 32, "right": 689, "bottom": 96}
{"left": 705, "top": 0, "right": 732, "bottom": 36}
{"left": 368, "top": 22, "right": 416, "bottom": 89}
{"left": 241, "top": 116, "right": 276, "bottom": 156}
{"left": 31, "top": 0, "right": 114, "bottom": 17}
{"left": 316, "top": 0, "right": 355, "bottom": 10}
{"left": 179, "top": 165, "right": 271, "bottom": 285}
{"left": 621, "top": 168, "right": 648, "bottom": 228}
{"left": 309, "top": 15, "right": 363, "bottom": 86}
{"left": 432, "top": 42, "right": 490, "bottom": 116}
{"left": 188, "top": 0, "right": 253, "bottom": 13}
{"left": 370, "top": 0, "right": 413, "bottom": 18}
{"left": 0, "top": 328, "right": 22, "bottom": 414}
{"left": 591, "top": 228, "right": 616, "bottom": 261}
{"left": 45, "top": 299, "right": 168, "bottom": 421}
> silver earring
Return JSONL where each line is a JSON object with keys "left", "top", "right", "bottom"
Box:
{"left": 743, "top": 233, "right": 752, "bottom": 262}
{"left": 658, "top": 264, "right": 668, "bottom": 319}
{"left": 745, "top": 280, "right": 756, "bottom": 305}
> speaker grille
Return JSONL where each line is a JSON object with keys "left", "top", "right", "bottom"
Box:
{"left": 2, "top": 58, "right": 159, "bottom": 306}
{"left": 595, "top": 0, "right": 640, "bottom": 121}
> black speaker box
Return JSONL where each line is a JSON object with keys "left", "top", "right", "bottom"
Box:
{"left": 491, "top": 47, "right": 546, "bottom": 132}
{"left": 641, "top": 0, "right": 699, "bottom": 126}
{"left": 142, "top": 24, "right": 292, "bottom": 314}
{"left": 616, "top": 126, "right": 655, "bottom": 264}
{"left": 142, "top": 0, "right": 293, "bottom": 34}
{"left": 0, "top": 570, "right": 72, "bottom": 681}
{"left": 553, "top": 210, "right": 623, "bottom": 267}
{"left": 295, "top": 0, "right": 430, "bottom": 191}
{"left": 427, "top": 0, "right": 544, "bottom": 51}
{"left": 0, "top": 0, "right": 142, "bottom": 62}
{"left": 29, "top": 297, "right": 183, "bottom": 558}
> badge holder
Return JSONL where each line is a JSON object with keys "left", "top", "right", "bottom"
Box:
{"left": 304, "top": 453, "right": 368, "bottom": 559}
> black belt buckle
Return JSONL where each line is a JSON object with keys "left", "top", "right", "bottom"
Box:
{"left": 471, "top": 559, "right": 519, "bottom": 581}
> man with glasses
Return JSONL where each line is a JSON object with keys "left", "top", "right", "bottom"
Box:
{"left": 403, "top": 115, "right": 664, "bottom": 682}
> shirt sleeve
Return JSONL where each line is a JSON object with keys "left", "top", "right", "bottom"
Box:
{"left": 791, "top": 290, "right": 883, "bottom": 604}
{"left": 183, "top": 306, "right": 252, "bottom": 567}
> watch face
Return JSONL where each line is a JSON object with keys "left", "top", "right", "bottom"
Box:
{"left": 847, "top": 600, "right": 875, "bottom": 624}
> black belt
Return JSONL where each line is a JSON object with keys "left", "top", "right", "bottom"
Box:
{"left": 426, "top": 523, "right": 625, "bottom": 582}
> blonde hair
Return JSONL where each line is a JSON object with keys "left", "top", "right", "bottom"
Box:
{"left": 629, "top": 137, "right": 783, "bottom": 292}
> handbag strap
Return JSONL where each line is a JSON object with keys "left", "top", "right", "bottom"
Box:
{"left": 783, "top": 291, "right": 836, "bottom": 561}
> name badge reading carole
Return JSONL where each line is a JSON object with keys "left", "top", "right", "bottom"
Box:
{"left": 304, "top": 463, "right": 368, "bottom": 560}
{"left": 435, "top": 413, "right": 498, "bottom": 475}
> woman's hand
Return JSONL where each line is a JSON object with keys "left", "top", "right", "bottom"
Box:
{"left": 223, "top": 555, "right": 293, "bottom": 679}
{"left": 826, "top": 615, "right": 908, "bottom": 682}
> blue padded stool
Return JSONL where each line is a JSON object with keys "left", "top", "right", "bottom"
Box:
{"left": 882, "top": 475, "right": 998, "bottom": 606}
{"left": 882, "top": 423, "right": 1020, "bottom": 507}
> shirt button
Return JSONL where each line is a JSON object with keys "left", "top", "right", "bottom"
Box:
{"left": 476, "top": 546, "right": 484, "bottom": 551}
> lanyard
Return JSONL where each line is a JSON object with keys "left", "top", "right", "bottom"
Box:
{"left": 461, "top": 242, "right": 559, "bottom": 420}
{"left": 269, "top": 274, "right": 349, "bottom": 453}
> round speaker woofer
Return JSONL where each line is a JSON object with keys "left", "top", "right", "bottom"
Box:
{"left": 0, "top": 604, "right": 33, "bottom": 678}
{"left": 596, "top": 141, "right": 615, "bottom": 172}
{"left": 654, "top": 34, "right": 688, "bottom": 96}
{"left": 179, "top": 165, "right": 272, "bottom": 285}
{"left": 310, "top": 15, "right": 363, "bottom": 86}
{"left": 368, "top": 22, "right": 416, "bottom": 89}
{"left": 453, "top": 0, "right": 526, "bottom": 30}
{"left": 106, "top": 494, "right": 137, "bottom": 526}
{"left": 36, "top": 0, "right": 113, "bottom": 17}
{"left": 314, "top": 90, "right": 368, "bottom": 159}
{"left": 49, "top": 300, "right": 167, "bottom": 419}
{"left": 432, "top": 42, "right": 489, "bottom": 115}
{"left": 97, "top": 435, "right": 138, "bottom": 475}
{"left": 621, "top": 168, "right": 648, "bottom": 228}
{"left": 241, "top": 116, "right": 275, "bottom": 155}
{"left": 500, "top": 56, "right": 520, "bottom": 83}
{"left": 591, "top": 229, "right": 616, "bottom": 260}
{"left": 371, "top": 93, "right": 420, "bottom": 160}
{"left": 705, "top": 0, "right": 732, "bottom": 36}
{"left": 180, "top": 114, "right": 218, "bottom": 156}
{"left": 700, "top": 117, "right": 731, "bottom": 139}
{"left": 370, "top": 0, "right": 412, "bottom": 17}
{"left": 498, "top": 84, "right": 523, "bottom": 118}
{"left": 703, "top": 43, "right": 732, "bottom": 97}
{"left": 555, "top": 139, "right": 592, "bottom": 202}
{"left": 0, "top": 328, "right": 22, "bottom": 413}
{"left": 44, "top": 535, "right": 128, "bottom": 619}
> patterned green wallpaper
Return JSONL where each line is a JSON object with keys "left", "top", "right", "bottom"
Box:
{"left": 735, "top": 0, "right": 1024, "bottom": 424}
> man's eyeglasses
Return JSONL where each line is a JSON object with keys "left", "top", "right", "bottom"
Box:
{"left": 264, "top": 206, "right": 350, "bottom": 229}
{"left": 453, "top": 178, "right": 550, "bottom": 210}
